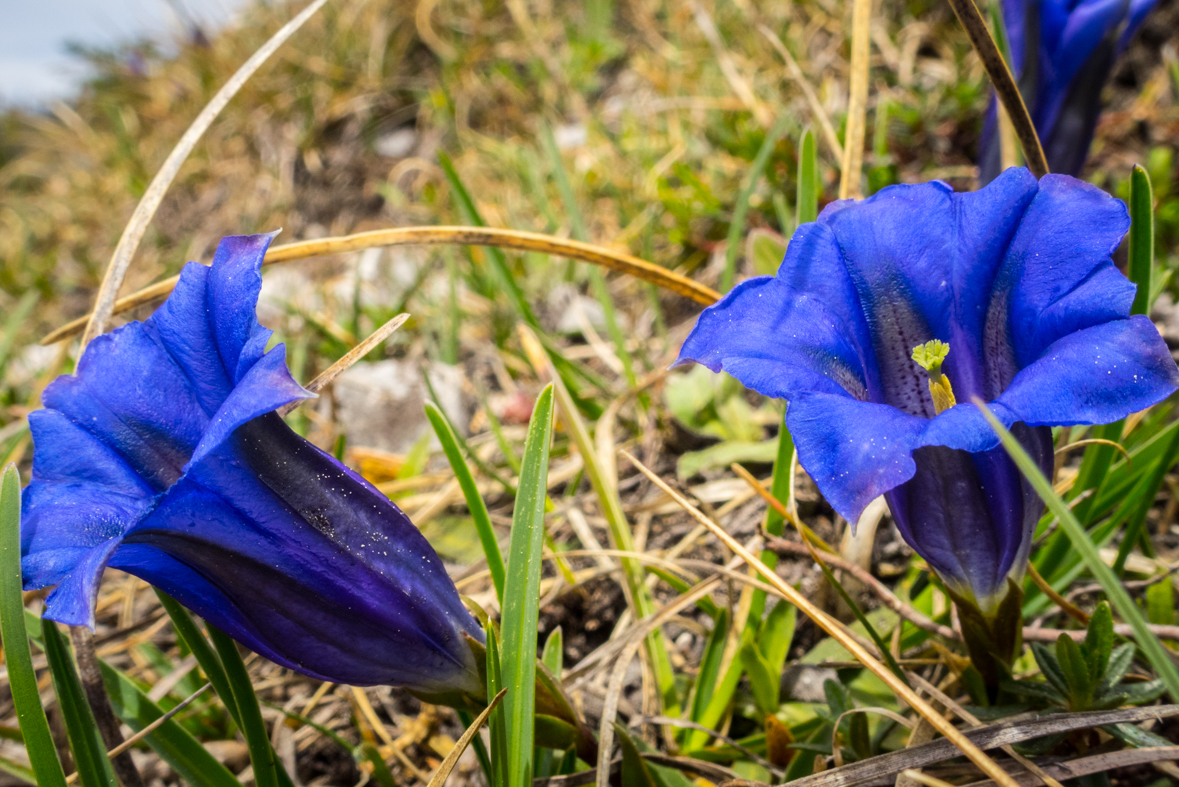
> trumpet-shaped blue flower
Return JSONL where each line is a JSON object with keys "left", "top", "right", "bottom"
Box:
{"left": 980, "top": 0, "right": 1160, "bottom": 182}
{"left": 21, "top": 234, "right": 484, "bottom": 696}
{"left": 678, "top": 169, "right": 1178, "bottom": 623}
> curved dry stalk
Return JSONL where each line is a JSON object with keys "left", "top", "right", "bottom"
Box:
{"left": 43, "top": 227, "right": 720, "bottom": 345}
{"left": 426, "top": 688, "right": 505, "bottom": 787}
{"left": 944, "top": 0, "right": 1047, "bottom": 177}
{"left": 80, "top": 0, "right": 331, "bottom": 349}
{"left": 619, "top": 449, "right": 1023, "bottom": 787}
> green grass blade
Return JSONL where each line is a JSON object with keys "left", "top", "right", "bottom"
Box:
{"left": 425, "top": 401, "right": 506, "bottom": 602}
{"left": 0, "top": 463, "right": 68, "bottom": 787}
{"left": 484, "top": 622, "right": 508, "bottom": 787}
{"left": 154, "top": 590, "right": 240, "bottom": 723}
{"left": 976, "top": 404, "right": 1179, "bottom": 700}
{"left": 0, "top": 755, "right": 36, "bottom": 784}
{"left": 41, "top": 620, "right": 118, "bottom": 787}
{"left": 438, "top": 151, "right": 537, "bottom": 327}
{"left": 749, "top": 424, "right": 795, "bottom": 625}
{"left": 539, "top": 123, "right": 589, "bottom": 243}
{"left": 99, "top": 662, "right": 241, "bottom": 787}
{"left": 796, "top": 129, "right": 819, "bottom": 225}
{"left": 500, "top": 384, "right": 554, "bottom": 787}
{"left": 1129, "top": 164, "right": 1155, "bottom": 317}
{"left": 208, "top": 627, "right": 281, "bottom": 787}
{"left": 722, "top": 113, "right": 791, "bottom": 292}
{"left": 539, "top": 123, "right": 636, "bottom": 387}
{"left": 1113, "top": 425, "right": 1179, "bottom": 576}
{"left": 0, "top": 291, "right": 39, "bottom": 382}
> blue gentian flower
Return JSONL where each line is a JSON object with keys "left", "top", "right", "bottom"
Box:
{"left": 678, "top": 169, "right": 1178, "bottom": 671}
{"left": 21, "top": 234, "right": 484, "bottom": 696}
{"left": 980, "top": 0, "right": 1160, "bottom": 182}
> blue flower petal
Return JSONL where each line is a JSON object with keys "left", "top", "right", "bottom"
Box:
{"left": 997, "top": 316, "right": 1179, "bottom": 426}
{"left": 111, "top": 416, "right": 482, "bottom": 691}
{"left": 23, "top": 233, "right": 484, "bottom": 693}
{"left": 819, "top": 169, "right": 1039, "bottom": 407}
{"left": 676, "top": 276, "right": 870, "bottom": 401}
{"left": 786, "top": 392, "right": 926, "bottom": 524}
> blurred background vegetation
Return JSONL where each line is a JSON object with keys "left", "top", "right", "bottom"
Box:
{"left": 1, "top": 0, "right": 1179, "bottom": 784}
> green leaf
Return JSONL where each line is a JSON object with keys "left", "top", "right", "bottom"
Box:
{"left": 722, "top": 113, "right": 791, "bottom": 292}
{"left": 746, "top": 229, "right": 788, "bottom": 277}
{"left": 500, "top": 384, "right": 554, "bottom": 787}
{"left": 100, "top": 662, "right": 241, "bottom": 787}
{"left": 758, "top": 600, "right": 797, "bottom": 677}
{"left": 425, "top": 402, "right": 506, "bottom": 602}
{"left": 616, "top": 726, "right": 661, "bottom": 787}
{"left": 1055, "top": 634, "right": 1093, "bottom": 709}
{"left": 687, "top": 608, "right": 729, "bottom": 733}
{"left": 1104, "top": 721, "right": 1173, "bottom": 748}
{"left": 998, "top": 677, "right": 1065, "bottom": 705}
{"left": 1083, "top": 601, "right": 1114, "bottom": 682}
{"left": 0, "top": 463, "right": 68, "bottom": 787}
{"left": 796, "top": 129, "right": 819, "bottom": 224}
{"left": 533, "top": 715, "right": 577, "bottom": 751}
{"left": 1097, "top": 643, "right": 1137, "bottom": 697}
{"left": 41, "top": 620, "right": 118, "bottom": 787}
{"left": 739, "top": 630, "right": 780, "bottom": 716}
{"left": 1119, "top": 679, "right": 1167, "bottom": 705}
{"left": 978, "top": 405, "right": 1179, "bottom": 701}
{"left": 1145, "top": 579, "right": 1175, "bottom": 626}
{"left": 542, "top": 627, "right": 564, "bottom": 675}
{"left": 676, "top": 439, "right": 779, "bottom": 480}
{"left": 1031, "top": 642, "right": 1070, "bottom": 697}
{"left": 209, "top": 628, "right": 281, "bottom": 787}
{"left": 1129, "top": 164, "right": 1155, "bottom": 316}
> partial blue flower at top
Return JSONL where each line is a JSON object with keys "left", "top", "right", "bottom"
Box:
{"left": 21, "top": 234, "right": 484, "bottom": 696}
{"left": 980, "top": 0, "right": 1160, "bottom": 182}
{"left": 678, "top": 169, "right": 1178, "bottom": 615}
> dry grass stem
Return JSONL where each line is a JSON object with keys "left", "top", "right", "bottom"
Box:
{"left": 79, "top": 0, "right": 331, "bottom": 348}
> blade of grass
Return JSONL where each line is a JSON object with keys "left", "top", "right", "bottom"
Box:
{"left": 722, "top": 113, "right": 791, "bottom": 292}
{"left": 539, "top": 123, "right": 637, "bottom": 388}
{"left": 0, "top": 463, "right": 68, "bottom": 787}
{"left": 1113, "top": 424, "right": 1179, "bottom": 576}
{"left": 99, "top": 662, "right": 241, "bottom": 787}
{"left": 484, "top": 623, "right": 508, "bottom": 787}
{"left": 1129, "top": 165, "right": 1155, "bottom": 316}
{"left": 426, "top": 401, "right": 506, "bottom": 602}
{"left": 41, "top": 620, "right": 118, "bottom": 787}
{"left": 500, "top": 384, "right": 554, "bottom": 787}
{"left": 973, "top": 401, "right": 1179, "bottom": 700}
{"left": 153, "top": 591, "right": 240, "bottom": 721}
{"left": 517, "top": 326, "right": 681, "bottom": 716}
{"left": 0, "top": 291, "right": 38, "bottom": 380}
{"left": 797, "top": 130, "right": 819, "bottom": 224}
{"left": 620, "top": 449, "right": 1023, "bottom": 787}
{"left": 208, "top": 628, "right": 280, "bottom": 787}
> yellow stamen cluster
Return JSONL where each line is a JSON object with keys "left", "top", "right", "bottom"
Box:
{"left": 911, "top": 340, "right": 957, "bottom": 415}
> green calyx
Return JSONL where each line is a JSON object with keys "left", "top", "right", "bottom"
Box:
{"left": 948, "top": 579, "right": 1025, "bottom": 694}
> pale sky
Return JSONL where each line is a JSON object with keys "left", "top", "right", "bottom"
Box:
{"left": 0, "top": 0, "right": 245, "bottom": 105}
